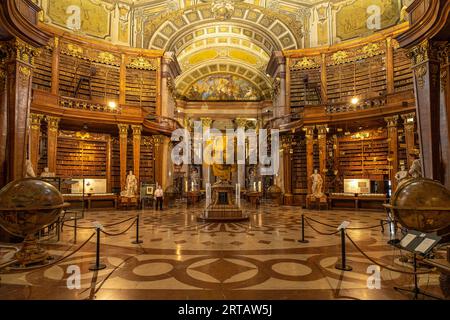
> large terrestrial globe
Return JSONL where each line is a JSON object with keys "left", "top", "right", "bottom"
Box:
{"left": 391, "top": 177, "right": 450, "bottom": 234}
{"left": 0, "top": 178, "right": 66, "bottom": 237}
{"left": 0, "top": 178, "right": 68, "bottom": 266}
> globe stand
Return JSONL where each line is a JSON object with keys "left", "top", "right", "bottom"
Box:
{"left": 14, "top": 234, "right": 48, "bottom": 267}
{"left": 394, "top": 253, "right": 442, "bottom": 300}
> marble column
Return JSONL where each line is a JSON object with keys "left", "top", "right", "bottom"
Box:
{"left": 386, "top": 37, "right": 395, "bottom": 94}
{"left": 282, "top": 135, "right": 293, "bottom": 205}
{"left": 46, "top": 116, "right": 60, "bottom": 174}
{"left": 317, "top": 125, "right": 327, "bottom": 175}
{"left": 235, "top": 118, "right": 247, "bottom": 188}
{"left": 29, "top": 113, "right": 43, "bottom": 173}
{"left": 385, "top": 116, "right": 399, "bottom": 191}
{"left": 119, "top": 54, "right": 126, "bottom": 105}
{"left": 304, "top": 126, "right": 315, "bottom": 194}
{"left": 407, "top": 40, "right": 445, "bottom": 182}
{"left": 153, "top": 135, "right": 163, "bottom": 187}
{"left": 201, "top": 117, "right": 212, "bottom": 188}
{"left": 117, "top": 124, "right": 129, "bottom": 191}
{"left": 0, "top": 39, "right": 39, "bottom": 183}
{"left": 161, "top": 136, "right": 173, "bottom": 190}
{"left": 131, "top": 125, "right": 142, "bottom": 186}
{"left": 0, "top": 64, "right": 6, "bottom": 186}
{"left": 51, "top": 37, "right": 60, "bottom": 95}
{"left": 401, "top": 112, "right": 416, "bottom": 168}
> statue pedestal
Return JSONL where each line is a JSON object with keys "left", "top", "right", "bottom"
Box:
{"left": 187, "top": 191, "right": 200, "bottom": 206}
{"left": 306, "top": 194, "right": 328, "bottom": 210}
{"left": 198, "top": 182, "right": 248, "bottom": 222}
{"left": 247, "top": 191, "right": 262, "bottom": 208}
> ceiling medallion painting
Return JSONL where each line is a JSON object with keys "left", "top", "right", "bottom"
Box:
{"left": 201, "top": 0, "right": 244, "bottom": 20}
{"left": 186, "top": 74, "right": 260, "bottom": 101}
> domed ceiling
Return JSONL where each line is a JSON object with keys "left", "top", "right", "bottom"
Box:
{"left": 35, "top": 0, "right": 405, "bottom": 101}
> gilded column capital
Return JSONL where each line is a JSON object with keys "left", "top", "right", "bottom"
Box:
{"left": 384, "top": 115, "right": 399, "bottom": 128}
{"left": 401, "top": 112, "right": 416, "bottom": 126}
{"left": 200, "top": 117, "right": 213, "bottom": 128}
{"left": 46, "top": 116, "right": 60, "bottom": 132}
{"left": 118, "top": 124, "right": 129, "bottom": 137}
{"left": 152, "top": 135, "right": 164, "bottom": 149}
{"left": 303, "top": 125, "right": 315, "bottom": 137}
{"left": 0, "top": 38, "right": 40, "bottom": 65}
{"left": 131, "top": 125, "right": 142, "bottom": 136}
{"left": 235, "top": 118, "right": 248, "bottom": 128}
{"left": 316, "top": 124, "right": 328, "bottom": 136}
{"left": 30, "top": 113, "right": 43, "bottom": 130}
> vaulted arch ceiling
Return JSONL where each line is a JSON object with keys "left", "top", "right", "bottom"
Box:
{"left": 144, "top": 2, "right": 303, "bottom": 100}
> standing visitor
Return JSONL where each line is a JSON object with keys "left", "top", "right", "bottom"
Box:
{"left": 154, "top": 185, "right": 164, "bottom": 210}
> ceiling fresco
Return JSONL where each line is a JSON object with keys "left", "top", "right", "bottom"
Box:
{"left": 35, "top": 0, "right": 406, "bottom": 101}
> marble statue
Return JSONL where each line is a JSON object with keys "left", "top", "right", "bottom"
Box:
{"left": 395, "top": 165, "right": 409, "bottom": 187}
{"left": 409, "top": 157, "right": 422, "bottom": 179}
{"left": 25, "top": 159, "right": 36, "bottom": 178}
{"left": 190, "top": 167, "right": 200, "bottom": 190}
{"left": 121, "top": 170, "right": 138, "bottom": 197}
{"left": 248, "top": 167, "right": 257, "bottom": 191}
{"left": 40, "top": 167, "right": 55, "bottom": 177}
{"left": 310, "top": 169, "right": 324, "bottom": 198}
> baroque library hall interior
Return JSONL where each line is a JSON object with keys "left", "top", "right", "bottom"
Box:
{"left": 1, "top": 0, "right": 450, "bottom": 305}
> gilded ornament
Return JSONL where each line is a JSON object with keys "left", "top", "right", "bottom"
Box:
{"left": 331, "top": 50, "right": 348, "bottom": 64}
{"left": 65, "top": 43, "right": 83, "bottom": 57}
{"left": 127, "top": 56, "right": 157, "bottom": 70}
{"left": 97, "top": 52, "right": 116, "bottom": 65}
{"left": 361, "top": 43, "right": 381, "bottom": 57}
{"left": 291, "top": 57, "right": 319, "bottom": 70}
{"left": 19, "top": 66, "right": 31, "bottom": 77}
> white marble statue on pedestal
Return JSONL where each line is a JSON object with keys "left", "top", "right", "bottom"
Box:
{"left": 121, "top": 170, "right": 138, "bottom": 197}
{"left": 395, "top": 165, "right": 409, "bottom": 187}
{"left": 409, "top": 157, "right": 422, "bottom": 179}
{"left": 310, "top": 169, "right": 324, "bottom": 198}
{"left": 190, "top": 167, "right": 200, "bottom": 191}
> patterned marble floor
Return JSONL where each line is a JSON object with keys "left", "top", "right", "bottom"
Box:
{"left": 0, "top": 201, "right": 446, "bottom": 300}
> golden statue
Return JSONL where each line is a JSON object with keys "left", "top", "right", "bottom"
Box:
{"left": 211, "top": 135, "right": 236, "bottom": 183}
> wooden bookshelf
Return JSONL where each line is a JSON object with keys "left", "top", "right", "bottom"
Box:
{"left": 140, "top": 136, "right": 154, "bottom": 184}
{"left": 32, "top": 47, "right": 53, "bottom": 92}
{"left": 111, "top": 138, "right": 120, "bottom": 192}
{"left": 37, "top": 132, "right": 48, "bottom": 175}
{"left": 292, "top": 135, "right": 307, "bottom": 191}
{"left": 290, "top": 68, "right": 321, "bottom": 110}
{"left": 393, "top": 48, "right": 413, "bottom": 93}
{"left": 125, "top": 68, "right": 157, "bottom": 114}
{"left": 56, "top": 137, "right": 107, "bottom": 178}
{"left": 58, "top": 53, "right": 120, "bottom": 101}
{"left": 326, "top": 55, "right": 386, "bottom": 104}
{"left": 337, "top": 132, "right": 389, "bottom": 179}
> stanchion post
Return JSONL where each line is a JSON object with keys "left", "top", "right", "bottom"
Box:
{"left": 74, "top": 217, "right": 77, "bottom": 244}
{"left": 57, "top": 217, "right": 61, "bottom": 242}
{"left": 89, "top": 227, "right": 106, "bottom": 271}
{"left": 132, "top": 215, "right": 143, "bottom": 244}
{"left": 298, "top": 214, "right": 309, "bottom": 243}
{"left": 335, "top": 228, "right": 352, "bottom": 271}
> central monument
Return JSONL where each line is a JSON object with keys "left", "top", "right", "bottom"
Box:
{"left": 198, "top": 136, "right": 248, "bottom": 221}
